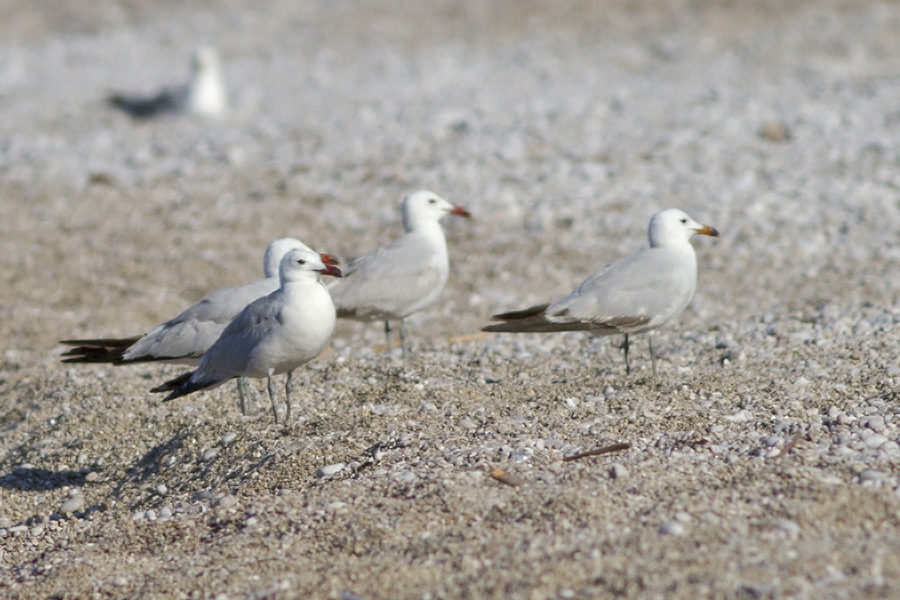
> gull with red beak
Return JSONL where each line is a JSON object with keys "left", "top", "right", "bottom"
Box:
{"left": 152, "top": 248, "right": 342, "bottom": 423}
{"left": 329, "top": 190, "right": 472, "bottom": 356}
{"left": 483, "top": 209, "right": 719, "bottom": 376}
{"left": 60, "top": 238, "right": 336, "bottom": 415}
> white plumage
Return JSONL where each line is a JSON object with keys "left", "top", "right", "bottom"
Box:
{"left": 483, "top": 209, "right": 718, "bottom": 374}
{"left": 328, "top": 190, "right": 471, "bottom": 355}
{"left": 153, "top": 248, "right": 342, "bottom": 423}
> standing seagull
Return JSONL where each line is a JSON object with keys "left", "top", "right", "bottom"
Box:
{"left": 328, "top": 190, "right": 471, "bottom": 356}
{"left": 107, "top": 46, "right": 227, "bottom": 120}
{"left": 60, "top": 238, "right": 335, "bottom": 414}
{"left": 152, "top": 248, "right": 342, "bottom": 424}
{"left": 482, "top": 209, "right": 718, "bottom": 375}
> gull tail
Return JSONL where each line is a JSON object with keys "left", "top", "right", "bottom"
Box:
{"left": 481, "top": 303, "right": 595, "bottom": 333}
{"left": 151, "top": 370, "right": 226, "bottom": 402}
{"left": 482, "top": 304, "right": 553, "bottom": 333}
{"left": 59, "top": 336, "right": 143, "bottom": 364}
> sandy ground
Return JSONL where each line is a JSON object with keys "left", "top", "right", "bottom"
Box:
{"left": 3, "top": 1, "right": 900, "bottom": 598}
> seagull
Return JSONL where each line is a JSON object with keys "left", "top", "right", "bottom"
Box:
{"left": 327, "top": 190, "right": 471, "bottom": 356}
{"left": 60, "top": 238, "right": 336, "bottom": 414}
{"left": 107, "top": 46, "right": 227, "bottom": 119}
{"left": 482, "top": 209, "right": 718, "bottom": 375}
{"left": 151, "top": 248, "right": 342, "bottom": 424}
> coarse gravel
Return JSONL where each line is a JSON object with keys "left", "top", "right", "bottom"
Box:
{"left": 3, "top": 1, "right": 900, "bottom": 599}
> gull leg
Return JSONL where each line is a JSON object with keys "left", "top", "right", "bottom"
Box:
{"left": 384, "top": 320, "right": 394, "bottom": 352}
{"left": 267, "top": 369, "right": 280, "bottom": 424}
{"left": 284, "top": 370, "right": 293, "bottom": 424}
{"left": 399, "top": 319, "right": 408, "bottom": 357}
{"left": 620, "top": 334, "right": 631, "bottom": 375}
{"left": 648, "top": 334, "right": 658, "bottom": 377}
{"left": 237, "top": 376, "right": 254, "bottom": 416}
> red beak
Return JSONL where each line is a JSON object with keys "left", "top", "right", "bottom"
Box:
{"left": 316, "top": 264, "right": 343, "bottom": 278}
{"left": 694, "top": 224, "right": 719, "bottom": 237}
{"left": 449, "top": 204, "right": 472, "bottom": 218}
{"left": 318, "top": 253, "right": 341, "bottom": 266}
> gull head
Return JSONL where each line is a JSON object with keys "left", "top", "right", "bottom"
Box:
{"left": 191, "top": 46, "right": 221, "bottom": 75}
{"left": 648, "top": 209, "right": 719, "bottom": 248}
{"left": 280, "top": 248, "right": 343, "bottom": 283}
{"left": 264, "top": 238, "right": 314, "bottom": 278}
{"left": 401, "top": 190, "right": 472, "bottom": 232}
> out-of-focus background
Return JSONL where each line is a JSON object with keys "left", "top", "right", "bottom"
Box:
{"left": 3, "top": 1, "right": 900, "bottom": 598}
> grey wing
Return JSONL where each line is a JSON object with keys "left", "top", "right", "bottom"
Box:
{"left": 123, "top": 277, "right": 278, "bottom": 362}
{"left": 170, "top": 277, "right": 278, "bottom": 325}
{"left": 547, "top": 249, "right": 692, "bottom": 331}
{"left": 195, "top": 294, "right": 285, "bottom": 377}
{"left": 329, "top": 236, "right": 443, "bottom": 319}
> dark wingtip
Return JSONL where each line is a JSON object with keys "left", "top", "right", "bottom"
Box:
{"left": 490, "top": 303, "right": 551, "bottom": 321}
{"left": 150, "top": 371, "right": 194, "bottom": 398}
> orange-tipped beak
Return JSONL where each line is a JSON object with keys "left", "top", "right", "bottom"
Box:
{"left": 449, "top": 205, "right": 472, "bottom": 218}
{"left": 318, "top": 253, "right": 341, "bottom": 266}
{"left": 316, "top": 264, "right": 343, "bottom": 278}
{"left": 694, "top": 224, "right": 719, "bottom": 237}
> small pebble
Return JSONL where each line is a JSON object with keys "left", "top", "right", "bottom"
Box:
{"left": 659, "top": 521, "right": 686, "bottom": 536}
{"left": 858, "top": 470, "right": 886, "bottom": 483}
{"left": 864, "top": 435, "right": 887, "bottom": 449}
{"left": 609, "top": 463, "right": 630, "bottom": 480}
{"left": 458, "top": 417, "right": 477, "bottom": 430}
{"left": 864, "top": 417, "right": 885, "bottom": 432}
{"left": 509, "top": 451, "right": 530, "bottom": 464}
{"left": 481, "top": 370, "right": 500, "bottom": 383}
{"left": 315, "top": 463, "right": 346, "bottom": 478}
{"left": 213, "top": 494, "right": 237, "bottom": 509}
{"left": 759, "top": 120, "right": 791, "bottom": 143}
{"left": 393, "top": 470, "right": 417, "bottom": 484}
{"left": 201, "top": 448, "right": 219, "bottom": 461}
{"left": 777, "top": 519, "right": 801, "bottom": 536}
{"left": 59, "top": 495, "right": 85, "bottom": 515}
{"left": 221, "top": 433, "right": 238, "bottom": 445}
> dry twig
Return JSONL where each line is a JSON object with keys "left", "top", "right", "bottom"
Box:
{"left": 563, "top": 442, "right": 631, "bottom": 462}
{"left": 773, "top": 430, "right": 804, "bottom": 459}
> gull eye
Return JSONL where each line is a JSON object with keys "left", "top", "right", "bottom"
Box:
{"left": 680, "top": 218, "right": 687, "bottom": 224}
{"left": 297, "top": 259, "right": 306, "bottom": 265}
{"left": 428, "top": 198, "right": 437, "bottom": 204}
